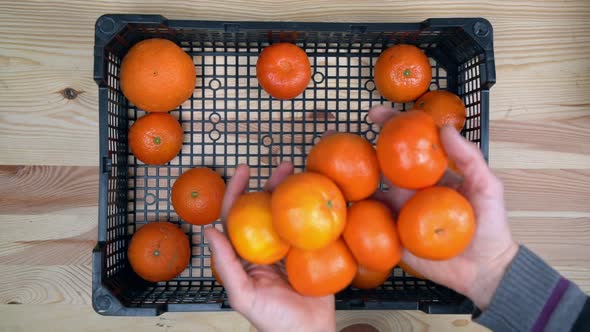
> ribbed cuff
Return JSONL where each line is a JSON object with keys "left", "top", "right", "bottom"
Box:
{"left": 473, "top": 246, "right": 562, "bottom": 331}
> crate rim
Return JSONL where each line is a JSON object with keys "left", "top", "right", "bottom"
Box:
{"left": 94, "top": 14, "right": 496, "bottom": 86}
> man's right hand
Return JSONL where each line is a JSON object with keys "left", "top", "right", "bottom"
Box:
{"left": 369, "top": 105, "right": 519, "bottom": 310}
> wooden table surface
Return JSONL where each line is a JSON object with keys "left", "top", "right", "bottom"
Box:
{"left": 1, "top": 0, "right": 589, "bottom": 331}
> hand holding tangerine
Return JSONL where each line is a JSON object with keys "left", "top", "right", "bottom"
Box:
{"left": 369, "top": 105, "right": 519, "bottom": 311}
{"left": 204, "top": 163, "right": 336, "bottom": 332}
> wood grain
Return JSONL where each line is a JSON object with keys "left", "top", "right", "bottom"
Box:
{"left": 509, "top": 215, "right": 590, "bottom": 290}
{"left": 0, "top": 305, "right": 488, "bottom": 332}
{"left": 0, "top": 229, "right": 95, "bottom": 266}
{"left": 0, "top": 265, "right": 91, "bottom": 305}
{"left": 490, "top": 118, "right": 590, "bottom": 169}
{"left": 0, "top": 165, "right": 98, "bottom": 214}
{"left": 499, "top": 169, "right": 590, "bottom": 212}
{"left": 0, "top": 208, "right": 96, "bottom": 242}
{"left": 0, "top": 305, "right": 245, "bottom": 332}
{"left": 0, "top": 68, "right": 98, "bottom": 166}
{"left": 336, "top": 311, "right": 487, "bottom": 332}
{"left": 3, "top": 165, "right": 587, "bottom": 215}
{"left": 0, "top": 0, "right": 589, "bottom": 331}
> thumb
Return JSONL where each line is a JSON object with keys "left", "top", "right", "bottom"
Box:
{"left": 440, "top": 126, "right": 494, "bottom": 181}
{"left": 439, "top": 125, "right": 503, "bottom": 198}
{"left": 204, "top": 227, "right": 253, "bottom": 312}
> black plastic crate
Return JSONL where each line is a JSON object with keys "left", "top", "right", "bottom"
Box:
{"left": 92, "top": 14, "right": 495, "bottom": 316}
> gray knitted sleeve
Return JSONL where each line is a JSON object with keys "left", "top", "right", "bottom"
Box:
{"left": 472, "top": 246, "right": 588, "bottom": 332}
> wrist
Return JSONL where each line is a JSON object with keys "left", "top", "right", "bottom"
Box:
{"left": 467, "top": 242, "right": 519, "bottom": 310}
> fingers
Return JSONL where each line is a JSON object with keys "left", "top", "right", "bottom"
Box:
{"left": 371, "top": 177, "right": 416, "bottom": 213}
{"left": 439, "top": 126, "right": 488, "bottom": 177}
{"left": 436, "top": 168, "right": 463, "bottom": 191}
{"left": 368, "top": 105, "right": 400, "bottom": 126}
{"left": 262, "top": 161, "right": 294, "bottom": 192}
{"left": 370, "top": 191, "right": 391, "bottom": 207}
{"left": 400, "top": 250, "right": 433, "bottom": 279}
{"left": 439, "top": 126, "right": 502, "bottom": 195}
{"left": 366, "top": 106, "right": 413, "bottom": 214}
{"left": 387, "top": 189, "right": 415, "bottom": 213}
{"left": 221, "top": 164, "right": 250, "bottom": 220}
{"left": 204, "top": 228, "right": 253, "bottom": 312}
{"left": 222, "top": 161, "right": 294, "bottom": 221}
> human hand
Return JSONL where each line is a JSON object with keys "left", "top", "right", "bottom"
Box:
{"left": 369, "top": 105, "right": 519, "bottom": 310}
{"left": 204, "top": 162, "right": 336, "bottom": 332}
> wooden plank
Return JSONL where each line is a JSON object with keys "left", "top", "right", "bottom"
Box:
{"left": 0, "top": 212, "right": 585, "bottom": 305}
{"left": 0, "top": 304, "right": 488, "bottom": 332}
{"left": 0, "top": 305, "right": 254, "bottom": 331}
{"left": 490, "top": 144, "right": 590, "bottom": 170}
{"left": 0, "top": 229, "right": 95, "bottom": 266}
{"left": 499, "top": 169, "right": 590, "bottom": 212}
{"left": 511, "top": 217, "right": 590, "bottom": 248}
{"left": 0, "top": 68, "right": 98, "bottom": 166}
{"left": 336, "top": 311, "right": 487, "bottom": 332}
{"left": 0, "top": 209, "right": 96, "bottom": 265}
{"left": 510, "top": 216, "right": 590, "bottom": 291}
{"left": 0, "top": 208, "right": 96, "bottom": 242}
{"left": 1, "top": 0, "right": 589, "bottom": 24}
{"left": 0, "top": 265, "right": 91, "bottom": 305}
{"left": 0, "top": 67, "right": 588, "bottom": 170}
{"left": 490, "top": 118, "right": 590, "bottom": 169}
{"left": 0, "top": 166, "right": 98, "bottom": 214}
{"left": 1, "top": 166, "right": 589, "bottom": 217}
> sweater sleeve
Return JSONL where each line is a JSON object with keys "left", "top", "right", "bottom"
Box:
{"left": 472, "top": 246, "right": 589, "bottom": 332}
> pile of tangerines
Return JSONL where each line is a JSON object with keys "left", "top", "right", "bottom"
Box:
{"left": 122, "top": 38, "right": 473, "bottom": 296}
